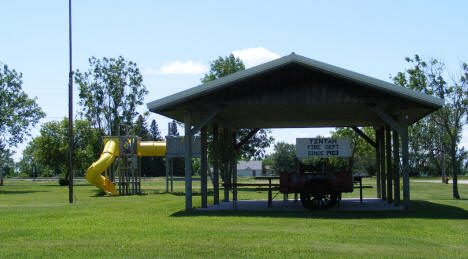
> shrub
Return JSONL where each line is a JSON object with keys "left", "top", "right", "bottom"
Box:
{"left": 58, "top": 178, "right": 69, "bottom": 186}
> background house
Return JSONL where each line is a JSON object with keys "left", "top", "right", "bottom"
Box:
{"left": 237, "top": 160, "right": 262, "bottom": 177}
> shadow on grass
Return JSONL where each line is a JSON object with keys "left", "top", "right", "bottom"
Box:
{"left": 153, "top": 189, "right": 262, "bottom": 196}
{"left": 91, "top": 190, "right": 107, "bottom": 197}
{"left": 0, "top": 190, "right": 48, "bottom": 195}
{"left": 170, "top": 200, "right": 468, "bottom": 220}
{"left": 440, "top": 198, "right": 468, "bottom": 201}
{"left": 90, "top": 190, "right": 149, "bottom": 197}
{"left": 41, "top": 183, "right": 90, "bottom": 187}
{"left": 143, "top": 190, "right": 220, "bottom": 196}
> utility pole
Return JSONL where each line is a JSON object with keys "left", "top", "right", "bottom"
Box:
{"left": 68, "top": 0, "right": 74, "bottom": 203}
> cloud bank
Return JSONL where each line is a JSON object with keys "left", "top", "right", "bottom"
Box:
{"left": 232, "top": 47, "right": 280, "bottom": 68}
{"left": 145, "top": 61, "right": 208, "bottom": 75}
{"left": 145, "top": 47, "right": 280, "bottom": 75}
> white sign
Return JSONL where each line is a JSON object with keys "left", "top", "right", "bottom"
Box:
{"left": 296, "top": 138, "right": 351, "bottom": 158}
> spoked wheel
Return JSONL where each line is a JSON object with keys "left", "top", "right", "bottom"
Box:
{"left": 300, "top": 180, "right": 338, "bottom": 210}
{"left": 300, "top": 192, "right": 338, "bottom": 210}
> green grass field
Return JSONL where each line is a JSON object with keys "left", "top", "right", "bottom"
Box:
{"left": 0, "top": 177, "right": 467, "bottom": 258}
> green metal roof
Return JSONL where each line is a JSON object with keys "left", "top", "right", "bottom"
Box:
{"left": 147, "top": 53, "right": 444, "bottom": 113}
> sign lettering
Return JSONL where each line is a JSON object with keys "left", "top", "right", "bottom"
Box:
{"left": 296, "top": 138, "right": 350, "bottom": 158}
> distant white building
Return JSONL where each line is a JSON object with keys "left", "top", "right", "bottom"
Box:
{"left": 237, "top": 160, "right": 262, "bottom": 177}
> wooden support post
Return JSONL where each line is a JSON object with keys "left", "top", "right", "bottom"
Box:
{"left": 268, "top": 178, "right": 272, "bottom": 208}
{"left": 223, "top": 128, "right": 229, "bottom": 202}
{"left": 184, "top": 110, "right": 193, "bottom": 211}
{"left": 393, "top": 129, "right": 400, "bottom": 206}
{"left": 165, "top": 157, "right": 169, "bottom": 192}
{"left": 401, "top": 116, "right": 410, "bottom": 210}
{"left": 359, "top": 177, "right": 363, "bottom": 204}
{"left": 138, "top": 154, "right": 141, "bottom": 194}
{"left": 375, "top": 127, "right": 381, "bottom": 198}
{"left": 231, "top": 130, "right": 238, "bottom": 208}
{"left": 212, "top": 123, "right": 219, "bottom": 204}
{"left": 386, "top": 125, "right": 393, "bottom": 203}
{"left": 379, "top": 128, "right": 386, "bottom": 200}
{"left": 201, "top": 126, "right": 208, "bottom": 208}
{"left": 170, "top": 158, "right": 173, "bottom": 192}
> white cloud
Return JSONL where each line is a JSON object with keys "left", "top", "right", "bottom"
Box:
{"left": 232, "top": 47, "right": 280, "bottom": 68}
{"left": 145, "top": 61, "right": 208, "bottom": 75}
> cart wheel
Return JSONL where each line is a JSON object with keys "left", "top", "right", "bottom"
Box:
{"left": 300, "top": 192, "right": 337, "bottom": 210}
{"left": 300, "top": 181, "right": 338, "bottom": 210}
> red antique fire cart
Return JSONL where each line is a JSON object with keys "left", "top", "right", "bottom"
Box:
{"left": 280, "top": 158, "right": 354, "bottom": 209}
{"left": 279, "top": 137, "right": 355, "bottom": 210}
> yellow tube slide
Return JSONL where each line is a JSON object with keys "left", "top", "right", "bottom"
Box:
{"left": 85, "top": 138, "right": 166, "bottom": 195}
{"left": 85, "top": 138, "right": 119, "bottom": 195}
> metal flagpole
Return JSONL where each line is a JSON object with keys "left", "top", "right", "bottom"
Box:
{"left": 68, "top": 0, "right": 74, "bottom": 203}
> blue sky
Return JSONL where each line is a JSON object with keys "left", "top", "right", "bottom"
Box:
{"left": 2, "top": 1, "right": 468, "bottom": 161}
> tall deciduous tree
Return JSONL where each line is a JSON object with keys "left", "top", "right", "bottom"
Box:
{"left": 394, "top": 55, "right": 468, "bottom": 199}
{"left": 0, "top": 62, "right": 45, "bottom": 151}
{"left": 0, "top": 147, "right": 15, "bottom": 177}
{"left": 74, "top": 56, "right": 148, "bottom": 136}
{"left": 265, "top": 142, "right": 296, "bottom": 175}
{"left": 202, "top": 54, "right": 246, "bottom": 83}
{"left": 331, "top": 127, "right": 376, "bottom": 175}
{"left": 17, "top": 141, "right": 52, "bottom": 177}
{"left": 26, "top": 118, "right": 101, "bottom": 178}
{"left": 202, "top": 54, "right": 274, "bottom": 161}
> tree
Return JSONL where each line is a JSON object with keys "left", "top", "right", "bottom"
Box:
{"left": 202, "top": 54, "right": 274, "bottom": 161}
{"left": 201, "top": 54, "right": 246, "bottom": 83}
{"left": 394, "top": 55, "right": 468, "bottom": 199}
{"left": 0, "top": 148, "right": 15, "bottom": 177}
{"left": 405, "top": 118, "right": 445, "bottom": 176}
{"left": 25, "top": 118, "right": 101, "bottom": 178}
{"left": 130, "top": 115, "right": 151, "bottom": 140}
{"left": 149, "top": 119, "right": 163, "bottom": 141}
{"left": 331, "top": 127, "right": 376, "bottom": 175}
{"left": 0, "top": 62, "right": 45, "bottom": 151}
{"left": 147, "top": 118, "right": 166, "bottom": 176}
{"left": 17, "top": 140, "right": 54, "bottom": 177}
{"left": 265, "top": 142, "right": 296, "bottom": 175}
{"left": 74, "top": 56, "right": 148, "bottom": 136}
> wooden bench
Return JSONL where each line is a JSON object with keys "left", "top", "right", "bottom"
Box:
{"left": 224, "top": 176, "right": 280, "bottom": 207}
{"left": 353, "top": 176, "right": 373, "bottom": 203}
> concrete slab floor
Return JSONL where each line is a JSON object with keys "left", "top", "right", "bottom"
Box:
{"left": 197, "top": 198, "right": 404, "bottom": 211}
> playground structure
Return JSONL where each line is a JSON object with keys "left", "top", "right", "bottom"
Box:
{"left": 85, "top": 136, "right": 166, "bottom": 195}
{"left": 85, "top": 133, "right": 200, "bottom": 195}
{"left": 165, "top": 136, "right": 201, "bottom": 192}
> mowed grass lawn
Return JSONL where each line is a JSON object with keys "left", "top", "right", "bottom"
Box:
{"left": 0, "top": 177, "right": 467, "bottom": 258}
